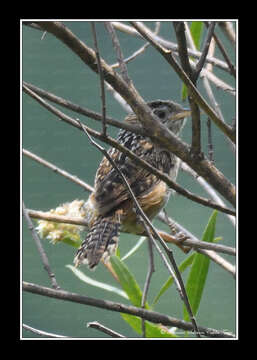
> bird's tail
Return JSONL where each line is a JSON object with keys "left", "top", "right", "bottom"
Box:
{"left": 74, "top": 215, "right": 121, "bottom": 269}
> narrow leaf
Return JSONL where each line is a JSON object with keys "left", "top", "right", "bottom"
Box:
{"left": 110, "top": 255, "right": 149, "bottom": 308}
{"left": 121, "top": 236, "right": 146, "bottom": 261}
{"left": 152, "top": 252, "right": 196, "bottom": 307}
{"left": 183, "top": 211, "right": 218, "bottom": 321}
{"left": 121, "top": 313, "right": 177, "bottom": 338}
{"left": 66, "top": 264, "right": 128, "bottom": 299}
{"left": 190, "top": 21, "right": 204, "bottom": 49}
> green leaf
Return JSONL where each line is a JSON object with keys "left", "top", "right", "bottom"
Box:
{"left": 66, "top": 264, "right": 128, "bottom": 299}
{"left": 152, "top": 252, "right": 196, "bottom": 307}
{"left": 110, "top": 256, "right": 172, "bottom": 337}
{"left": 121, "top": 236, "right": 146, "bottom": 261}
{"left": 121, "top": 313, "right": 177, "bottom": 338}
{"left": 190, "top": 21, "right": 204, "bottom": 49}
{"left": 110, "top": 255, "right": 148, "bottom": 308}
{"left": 181, "top": 84, "right": 188, "bottom": 102}
{"left": 183, "top": 211, "right": 218, "bottom": 322}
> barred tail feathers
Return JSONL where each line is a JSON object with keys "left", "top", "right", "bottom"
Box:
{"left": 74, "top": 216, "right": 120, "bottom": 269}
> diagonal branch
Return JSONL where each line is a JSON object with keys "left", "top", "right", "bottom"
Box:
{"left": 173, "top": 21, "right": 202, "bottom": 156}
{"left": 22, "top": 202, "right": 60, "bottom": 289}
{"left": 23, "top": 148, "right": 94, "bottom": 193}
{"left": 91, "top": 22, "right": 107, "bottom": 136}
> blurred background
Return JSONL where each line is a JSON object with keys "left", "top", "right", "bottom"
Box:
{"left": 22, "top": 21, "right": 236, "bottom": 338}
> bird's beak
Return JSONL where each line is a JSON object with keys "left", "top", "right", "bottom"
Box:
{"left": 169, "top": 109, "right": 191, "bottom": 121}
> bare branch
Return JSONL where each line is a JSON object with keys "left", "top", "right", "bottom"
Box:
{"left": 23, "top": 148, "right": 94, "bottom": 193}
{"left": 205, "top": 22, "right": 236, "bottom": 78}
{"left": 218, "top": 22, "right": 236, "bottom": 46}
{"left": 194, "top": 22, "right": 216, "bottom": 82}
{"left": 104, "top": 22, "right": 131, "bottom": 84}
{"left": 91, "top": 22, "right": 107, "bottom": 136}
{"left": 158, "top": 211, "right": 236, "bottom": 277}
{"left": 22, "top": 324, "right": 70, "bottom": 338}
{"left": 22, "top": 202, "right": 60, "bottom": 289}
{"left": 22, "top": 281, "right": 235, "bottom": 338}
{"left": 87, "top": 321, "right": 125, "bottom": 338}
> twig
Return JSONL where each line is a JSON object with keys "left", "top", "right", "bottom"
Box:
{"left": 173, "top": 22, "right": 202, "bottom": 157}
{"left": 22, "top": 324, "right": 70, "bottom": 338}
{"left": 207, "top": 24, "right": 236, "bottom": 78}
{"left": 87, "top": 321, "right": 125, "bottom": 338}
{"left": 158, "top": 211, "right": 236, "bottom": 277}
{"left": 105, "top": 22, "right": 131, "bottom": 84}
{"left": 23, "top": 148, "right": 94, "bottom": 193}
{"left": 173, "top": 22, "right": 193, "bottom": 79}
{"left": 91, "top": 22, "right": 107, "bottom": 136}
{"left": 140, "top": 228, "right": 155, "bottom": 337}
{"left": 22, "top": 281, "right": 235, "bottom": 338}
{"left": 207, "top": 117, "right": 214, "bottom": 163}
{"left": 26, "top": 208, "right": 88, "bottom": 227}
{"left": 78, "top": 120, "right": 200, "bottom": 337}
{"left": 181, "top": 162, "right": 235, "bottom": 227}
{"left": 22, "top": 202, "right": 60, "bottom": 289}
{"left": 218, "top": 22, "right": 236, "bottom": 46}
{"left": 193, "top": 22, "right": 216, "bottom": 82}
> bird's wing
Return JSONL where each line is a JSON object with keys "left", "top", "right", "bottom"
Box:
{"left": 94, "top": 144, "right": 159, "bottom": 215}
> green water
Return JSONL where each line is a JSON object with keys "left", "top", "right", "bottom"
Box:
{"left": 22, "top": 21, "right": 236, "bottom": 338}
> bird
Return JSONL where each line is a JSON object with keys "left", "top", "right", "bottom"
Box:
{"left": 74, "top": 100, "right": 191, "bottom": 269}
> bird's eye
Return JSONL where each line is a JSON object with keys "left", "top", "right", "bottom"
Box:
{"left": 154, "top": 109, "right": 166, "bottom": 120}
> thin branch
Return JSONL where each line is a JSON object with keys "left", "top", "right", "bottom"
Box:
{"left": 207, "top": 117, "right": 214, "bottom": 163}
{"left": 23, "top": 81, "right": 144, "bottom": 134}
{"left": 181, "top": 162, "right": 235, "bottom": 227}
{"left": 205, "top": 22, "right": 236, "bottom": 78}
{"left": 218, "top": 22, "right": 236, "bottom": 46}
{"left": 140, "top": 230, "right": 155, "bottom": 337}
{"left": 87, "top": 321, "right": 125, "bottom": 338}
{"left": 104, "top": 22, "right": 131, "bottom": 84}
{"left": 193, "top": 22, "right": 216, "bottom": 82}
{"left": 173, "top": 22, "right": 193, "bottom": 79}
{"left": 22, "top": 281, "right": 235, "bottom": 338}
{"left": 91, "top": 22, "right": 107, "bottom": 136}
{"left": 22, "top": 324, "right": 70, "bottom": 338}
{"left": 158, "top": 211, "right": 236, "bottom": 277}
{"left": 173, "top": 22, "right": 202, "bottom": 157}
{"left": 26, "top": 208, "right": 88, "bottom": 227}
{"left": 22, "top": 202, "right": 60, "bottom": 289}
{"left": 23, "top": 148, "right": 94, "bottom": 193}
